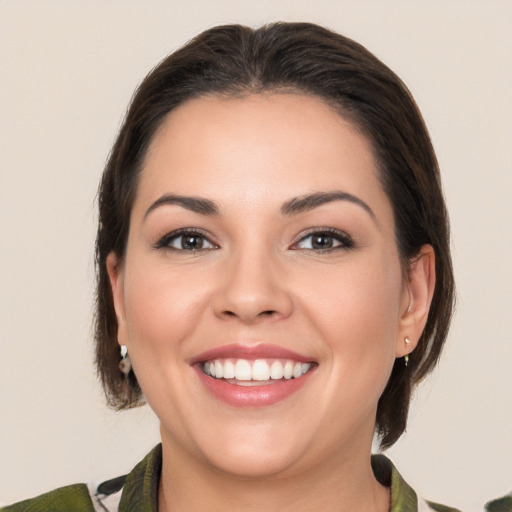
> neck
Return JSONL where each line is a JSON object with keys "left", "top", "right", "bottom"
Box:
{"left": 157, "top": 432, "right": 389, "bottom": 512}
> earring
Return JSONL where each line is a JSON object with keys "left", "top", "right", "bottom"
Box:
{"left": 404, "top": 338, "right": 411, "bottom": 367}
{"left": 119, "top": 345, "right": 132, "bottom": 376}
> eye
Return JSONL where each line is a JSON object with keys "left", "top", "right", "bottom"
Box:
{"left": 292, "top": 229, "right": 354, "bottom": 252}
{"left": 155, "top": 229, "right": 217, "bottom": 251}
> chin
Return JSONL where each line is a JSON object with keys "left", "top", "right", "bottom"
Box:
{"left": 203, "top": 443, "right": 302, "bottom": 479}
{"left": 190, "top": 420, "right": 312, "bottom": 479}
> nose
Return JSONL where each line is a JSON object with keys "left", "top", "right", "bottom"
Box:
{"left": 212, "top": 250, "right": 294, "bottom": 324}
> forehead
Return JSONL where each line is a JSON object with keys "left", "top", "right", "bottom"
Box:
{"left": 136, "top": 93, "right": 388, "bottom": 216}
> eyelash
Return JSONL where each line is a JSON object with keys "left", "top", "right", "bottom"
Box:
{"left": 154, "top": 229, "right": 218, "bottom": 252}
{"left": 291, "top": 228, "right": 355, "bottom": 253}
{"left": 154, "top": 227, "right": 354, "bottom": 253}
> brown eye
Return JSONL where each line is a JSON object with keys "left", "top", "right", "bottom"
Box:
{"left": 180, "top": 234, "right": 206, "bottom": 250}
{"left": 156, "top": 230, "right": 217, "bottom": 251}
{"left": 293, "top": 230, "right": 354, "bottom": 251}
{"left": 310, "top": 234, "right": 334, "bottom": 250}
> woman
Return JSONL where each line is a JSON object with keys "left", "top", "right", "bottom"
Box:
{"left": 2, "top": 22, "right": 457, "bottom": 511}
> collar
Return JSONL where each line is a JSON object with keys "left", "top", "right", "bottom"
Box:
{"left": 118, "top": 444, "right": 162, "bottom": 512}
{"left": 372, "top": 453, "right": 419, "bottom": 511}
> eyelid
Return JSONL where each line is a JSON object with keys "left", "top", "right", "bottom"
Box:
{"left": 290, "top": 227, "right": 355, "bottom": 251}
{"left": 154, "top": 228, "right": 219, "bottom": 251}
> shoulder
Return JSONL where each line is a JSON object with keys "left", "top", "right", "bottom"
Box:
{"left": 484, "top": 491, "right": 512, "bottom": 512}
{"left": 1, "top": 445, "right": 161, "bottom": 512}
{"left": 1, "top": 484, "right": 95, "bottom": 511}
{"left": 372, "top": 454, "right": 461, "bottom": 512}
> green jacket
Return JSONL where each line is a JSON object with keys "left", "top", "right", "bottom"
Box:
{"left": 485, "top": 492, "right": 512, "bottom": 512}
{"left": 1, "top": 445, "right": 461, "bottom": 511}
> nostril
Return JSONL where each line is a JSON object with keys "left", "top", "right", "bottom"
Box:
{"left": 220, "top": 309, "right": 278, "bottom": 320}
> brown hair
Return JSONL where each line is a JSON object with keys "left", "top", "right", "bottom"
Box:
{"left": 95, "top": 22, "right": 455, "bottom": 448}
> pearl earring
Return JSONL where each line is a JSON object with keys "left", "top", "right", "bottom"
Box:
{"left": 119, "top": 345, "right": 132, "bottom": 376}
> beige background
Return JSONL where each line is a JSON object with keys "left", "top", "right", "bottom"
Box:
{"left": 1, "top": 1, "right": 511, "bottom": 510}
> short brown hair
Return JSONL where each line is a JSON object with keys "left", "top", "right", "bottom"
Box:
{"left": 95, "top": 22, "right": 455, "bottom": 448}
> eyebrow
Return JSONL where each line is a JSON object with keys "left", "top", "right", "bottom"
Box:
{"left": 144, "top": 190, "right": 376, "bottom": 222}
{"left": 144, "top": 194, "right": 220, "bottom": 219}
{"left": 281, "top": 191, "right": 376, "bottom": 221}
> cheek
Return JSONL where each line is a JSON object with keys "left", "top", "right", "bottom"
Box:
{"left": 298, "top": 255, "right": 403, "bottom": 382}
{"left": 119, "top": 261, "right": 213, "bottom": 425}
{"left": 122, "top": 261, "right": 209, "bottom": 358}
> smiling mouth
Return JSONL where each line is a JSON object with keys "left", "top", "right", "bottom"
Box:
{"left": 202, "top": 358, "right": 314, "bottom": 386}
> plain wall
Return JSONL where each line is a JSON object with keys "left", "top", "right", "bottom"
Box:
{"left": 1, "top": 1, "right": 511, "bottom": 510}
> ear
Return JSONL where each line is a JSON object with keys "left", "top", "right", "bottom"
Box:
{"left": 396, "top": 245, "right": 436, "bottom": 358}
{"left": 106, "top": 252, "right": 128, "bottom": 347}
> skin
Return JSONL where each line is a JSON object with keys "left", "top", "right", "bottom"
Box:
{"left": 107, "top": 93, "right": 435, "bottom": 512}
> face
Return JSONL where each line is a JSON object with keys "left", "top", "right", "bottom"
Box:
{"left": 108, "top": 93, "right": 422, "bottom": 478}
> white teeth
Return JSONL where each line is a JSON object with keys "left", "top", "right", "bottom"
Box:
{"left": 252, "top": 360, "right": 270, "bottom": 381}
{"left": 214, "top": 360, "right": 223, "bottom": 379}
{"left": 203, "top": 358, "right": 312, "bottom": 382}
{"left": 283, "top": 361, "right": 294, "bottom": 379}
{"left": 270, "top": 360, "right": 284, "bottom": 379}
{"left": 292, "top": 362, "right": 303, "bottom": 378}
{"left": 223, "top": 360, "right": 235, "bottom": 379}
{"left": 234, "top": 359, "right": 252, "bottom": 381}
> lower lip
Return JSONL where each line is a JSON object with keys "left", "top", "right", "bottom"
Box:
{"left": 194, "top": 365, "right": 315, "bottom": 407}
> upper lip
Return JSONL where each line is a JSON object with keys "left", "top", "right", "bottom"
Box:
{"left": 190, "top": 343, "right": 316, "bottom": 365}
